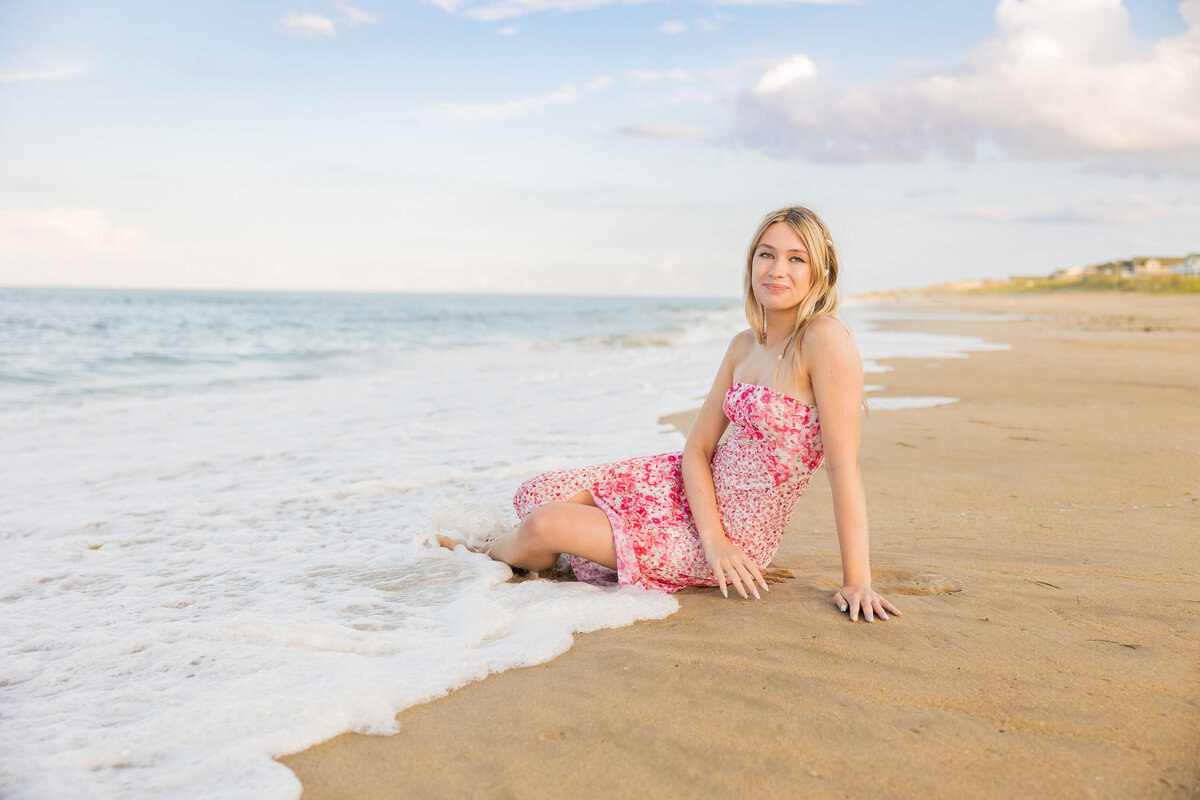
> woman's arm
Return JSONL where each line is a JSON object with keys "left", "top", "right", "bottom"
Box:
{"left": 805, "top": 316, "right": 903, "bottom": 622}
{"left": 681, "top": 330, "right": 767, "bottom": 599}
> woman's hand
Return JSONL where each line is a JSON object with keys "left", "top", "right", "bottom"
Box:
{"left": 834, "top": 584, "right": 902, "bottom": 622}
{"left": 704, "top": 536, "right": 768, "bottom": 600}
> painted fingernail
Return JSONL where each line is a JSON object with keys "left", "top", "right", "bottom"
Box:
{"left": 880, "top": 611, "right": 889, "bottom": 619}
{"left": 866, "top": 613, "right": 874, "bottom": 622}
{"left": 721, "top": 587, "right": 728, "bottom": 598}
{"left": 839, "top": 604, "right": 847, "bottom": 612}
{"left": 764, "top": 584, "right": 770, "bottom": 592}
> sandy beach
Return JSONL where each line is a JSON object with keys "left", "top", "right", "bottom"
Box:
{"left": 279, "top": 291, "right": 1200, "bottom": 799}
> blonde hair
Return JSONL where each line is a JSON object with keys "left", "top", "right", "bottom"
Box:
{"left": 742, "top": 205, "right": 864, "bottom": 412}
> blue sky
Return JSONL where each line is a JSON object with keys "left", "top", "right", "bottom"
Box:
{"left": 1, "top": 0, "right": 1198, "bottom": 296}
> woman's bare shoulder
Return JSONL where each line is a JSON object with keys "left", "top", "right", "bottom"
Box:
{"left": 801, "top": 315, "right": 860, "bottom": 366}
{"left": 728, "top": 328, "right": 756, "bottom": 355}
{"left": 804, "top": 315, "right": 854, "bottom": 348}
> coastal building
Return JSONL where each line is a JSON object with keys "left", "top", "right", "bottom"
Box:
{"left": 1088, "top": 261, "right": 1130, "bottom": 276}
{"left": 1019, "top": 252, "right": 1198, "bottom": 285}
{"left": 1171, "top": 253, "right": 1200, "bottom": 276}
{"left": 1066, "top": 254, "right": 1197, "bottom": 280}
{"left": 1086, "top": 256, "right": 1186, "bottom": 277}
{"left": 1123, "top": 256, "right": 1184, "bottom": 276}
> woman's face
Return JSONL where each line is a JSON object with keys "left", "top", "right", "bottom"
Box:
{"left": 751, "top": 221, "right": 814, "bottom": 311}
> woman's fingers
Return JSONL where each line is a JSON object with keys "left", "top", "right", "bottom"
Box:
{"left": 735, "top": 559, "right": 762, "bottom": 599}
{"left": 739, "top": 562, "right": 760, "bottom": 600}
{"left": 832, "top": 590, "right": 902, "bottom": 622}
{"left": 873, "top": 597, "right": 889, "bottom": 620}
{"left": 726, "top": 565, "right": 748, "bottom": 599}
{"left": 747, "top": 560, "right": 768, "bottom": 595}
{"left": 712, "top": 551, "right": 766, "bottom": 600}
{"left": 725, "top": 559, "right": 754, "bottom": 599}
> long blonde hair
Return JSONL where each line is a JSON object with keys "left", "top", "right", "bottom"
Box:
{"left": 742, "top": 205, "right": 862, "bottom": 410}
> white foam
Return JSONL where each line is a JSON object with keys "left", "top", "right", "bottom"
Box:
{"left": 866, "top": 396, "right": 960, "bottom": 410}
{"left": 846, "top": 305, "right": 1007, "bottom": 409}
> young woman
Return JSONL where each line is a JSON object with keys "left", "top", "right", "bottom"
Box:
{"left": 439, "top": 206, "right": 901, "bottom": 624}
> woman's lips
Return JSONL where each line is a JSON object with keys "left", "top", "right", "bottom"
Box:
{"left": 763, "top": 283, "right": 789, "bottom": 293}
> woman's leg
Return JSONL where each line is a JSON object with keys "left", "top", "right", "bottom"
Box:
{"left": 485, "top": 490, "right": 618, "bottom": 571}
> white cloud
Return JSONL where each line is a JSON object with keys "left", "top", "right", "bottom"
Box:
{"left": 659, "top": 20, "right": 688, "bottom": 34}
{"left": 424, "top": 0, "right": 856, "bottom": 22}
{"left": 728, "top": 0, "right": 1200, "bottom": 168}
{"left": 0, "top": 64, "right": 91, "bottom": 82}
{"left": 752, "top": 54, "right": 816, "bottom": 95}
{"left": 496, "top": 24, "right": 520, "bottom": 35}
{"left": 333, "top": 1, "right": 381, "bottom": 25}
{"left": 0, "top": 208, "right": 148, "bottom": 260}
{"left": 403, "top": 76, "right": 610, "bottom": 123}
{"left": 281, "top": 13, "right": 337, "bottom": 37}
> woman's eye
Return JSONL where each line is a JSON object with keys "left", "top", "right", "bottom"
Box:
{"left": 791, "top": 256, "right": 805, "bottom": 262}
{"left": 758, "top": 252, "right": 773, "bottom": 258}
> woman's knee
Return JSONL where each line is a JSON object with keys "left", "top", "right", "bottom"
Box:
{"left": 517, "top": 505, "right": 561, "bottom": 549}
{"left": 515, "top": 503, "right": 616, "bottom": 569}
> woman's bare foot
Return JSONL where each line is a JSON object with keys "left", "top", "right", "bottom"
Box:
{"left": 434, "top": 535, "right": 488, "bottom": 554}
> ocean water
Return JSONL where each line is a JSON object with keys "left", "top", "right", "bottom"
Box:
{"left": 0, "top": 287, "right": 1008, "bottom": 798}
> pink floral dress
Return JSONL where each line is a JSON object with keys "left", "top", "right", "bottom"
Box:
{"left": 512, "top": 381, "right": 825, "bottom": 593}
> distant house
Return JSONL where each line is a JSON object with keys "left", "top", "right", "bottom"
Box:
{"left": 1172, "top": 253, "right": 1200, "bottom": 276}
{"left": 1130, "top": 256, "right": 1184, "bottom": 276}
{"left": 1051, "top": 253, "right": 1196, "bottom": 281}
{"left": 1091, "top": 261, "right": 1132, "bottom": 276}
{"left": 1049, "top": 266, "right": 1086, "bottom": 280}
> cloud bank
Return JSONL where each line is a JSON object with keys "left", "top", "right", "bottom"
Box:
{"left": 725, "top": 0, "right": 1200, "bottom": 169}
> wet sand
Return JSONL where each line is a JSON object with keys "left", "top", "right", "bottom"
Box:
{"left": 279, "top": 290, "right": 1200, "bottom": 799}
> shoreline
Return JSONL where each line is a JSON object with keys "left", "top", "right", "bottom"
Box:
{"left": 279, "top": 290, "right": 1200, "bottom": 798}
